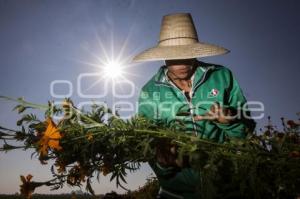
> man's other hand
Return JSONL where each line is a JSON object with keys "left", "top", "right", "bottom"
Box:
{"left": 194, "top": 102, "right": 237, "bottom": 124}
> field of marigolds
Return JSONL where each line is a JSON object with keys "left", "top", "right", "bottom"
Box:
{"left": 0, "top": 96, "right": 299, "bottom": 199}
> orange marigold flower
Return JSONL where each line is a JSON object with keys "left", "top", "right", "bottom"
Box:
{"left": 275, "top": 132, "right": 285, "bottom": 144}
{"left": 62, "top": 99, "right": 74, "bottom": 118}
{"left": 20, "top": 174, "right": 43, "bottom": 199}
{"left": 264, "top": 130, "right": 271, "bottom": 137}
{"left": 287, "top": 120, "right": 299, "bottom": 129}
{"left": 86, "top": 132, "right": 94, "bottom": 141}
{"left": 289, "top": 151, "right": 300, "bottom": 158}
{"left": 54, "top": 159, "right": 66, "bottom": 173}
{"left": 100, "top": 165, "right": 111, "bottom": 176}
{"left": 67, "top": 165, "right": 87, "bottom": 185}
{"left": 38, "top": 118, "right": 62, "bottom": 157}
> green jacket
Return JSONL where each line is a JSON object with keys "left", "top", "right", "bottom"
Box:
{"left": 138, "top": 61, "right": 255, "bottom": 198}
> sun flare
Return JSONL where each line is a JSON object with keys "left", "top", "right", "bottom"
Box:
{"left": 74, "top": 25, "right": 143, "bottom": 92}
{"left": 103, "top": 60, "right": 124, "bottom": 79}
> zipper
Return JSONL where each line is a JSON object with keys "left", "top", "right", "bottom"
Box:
{"left": 189, "top": 67, "right": 213, "bottom": 136}
{"left": 155, "top": 66, "right": 213, "bottom": 136}
{"left": 180, "top": 67, "right": 214, "bottom": 136}
{"left": 193, "top": 66, "right": 214, "bottom": 93}
{"left": 168, "top": 83, "right": 197, "bottom": 136}
{"left": 186, "top": 91, "right": 198, "bottom": 136}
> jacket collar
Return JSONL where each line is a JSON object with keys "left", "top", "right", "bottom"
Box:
{"left": 154, "top": 61, "right": 216, "bottom": 89}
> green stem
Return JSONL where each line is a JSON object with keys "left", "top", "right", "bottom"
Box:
{"left": 71, "top": 107, "right": 105, "bottom": 127}
{"left": 0, "top": 96, "right": 48, "bottom": 110}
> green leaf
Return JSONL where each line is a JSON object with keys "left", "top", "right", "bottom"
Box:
{"left": 86, "top": 178, "right": 95, "bottom": 195}
{"left": 16, "top": 114, "right": 38, "bottom": 126}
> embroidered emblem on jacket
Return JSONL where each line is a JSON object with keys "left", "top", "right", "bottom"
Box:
{"left": 208, "top": 88, "right": 219, "bottom": 98}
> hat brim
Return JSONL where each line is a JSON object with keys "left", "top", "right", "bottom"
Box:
{"left": 132, "top": 42, "right": 230, "bottom": 62}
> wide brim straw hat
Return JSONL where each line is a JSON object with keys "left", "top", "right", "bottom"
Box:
{"left": 132, "top": 13, "right": 229, "bottom": 62}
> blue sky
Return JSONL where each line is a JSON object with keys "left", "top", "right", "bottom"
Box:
{"left": 0, "top": 0, "right": 299, "bottom": 194}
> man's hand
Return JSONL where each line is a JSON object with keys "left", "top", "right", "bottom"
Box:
{"left": 155, "top": 139, "right": 187, "bottom": 168}
{"left": 156, "top": 143, "right": 178, "bottom": 167}
{"left": 194, "top": 102, "right": 237, "bottom": 124}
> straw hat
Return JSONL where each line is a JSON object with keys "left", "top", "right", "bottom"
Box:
{"left": 132, "top": 13, "right": 229, "bottom": 62}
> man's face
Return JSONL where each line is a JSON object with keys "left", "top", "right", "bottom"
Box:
{"left": 165, "top": 59, "right": 196, "bottom": 79}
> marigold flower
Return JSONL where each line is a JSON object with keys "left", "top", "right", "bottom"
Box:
{"left": 100, "top": 165, "right": 111, "bottom": 176}
{"left": 289, "top": 151, "right": 300, "bottom": 158}
{"left": 67, "top": 165, "right": 87, "bottom": 185}
{"left": 264, "top": 130, "right": 271, "bottom": 137}
{"left": 275, "top": 132, "right": 285, "bottom": 144}
{"left": 62, "top": 99, "right": 74, "bottom": 118}
{"left": 20, "top": 174, "right": 43, "bottom": 199}
{"left": 287, "top": 120, "right": 299, "bottom": 129}
{"left": 86, "top": 132, "right": 94, "bottom": 141}
{"left": 38, "top": 118, "right": 62, "bottom": 157}
{"left": 54, "top": 159, "right": 66, "bottom": 173}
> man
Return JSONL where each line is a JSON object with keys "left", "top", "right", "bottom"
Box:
{"left": 133, "top": 13, "right": 255, "bottom": 198}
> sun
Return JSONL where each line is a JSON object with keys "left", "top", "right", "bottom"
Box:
{"left": 103, "top": 60, "right": 124, "bottom": 79}
{"left": 73, "top": 24, "right": 143, "bottom": 92}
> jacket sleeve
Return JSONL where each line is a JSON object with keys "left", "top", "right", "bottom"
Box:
{"left": 148, "top": 160, "right": 181, "bottom": 179}
{"left": 138, "top": 89, "right": 182, "bottom": 178}
{"left": 212, "top": 70, "right": 256, "bottom": 140}
{"left": 137, "top": 89, "right": 157, "bottom": 120}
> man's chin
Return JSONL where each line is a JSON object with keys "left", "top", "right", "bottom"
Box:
{"left": 177, "top": 73, "right": 190, "bottom": 79}
{"left": 176, "top": 76, "right": 189, "bottom": 80}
